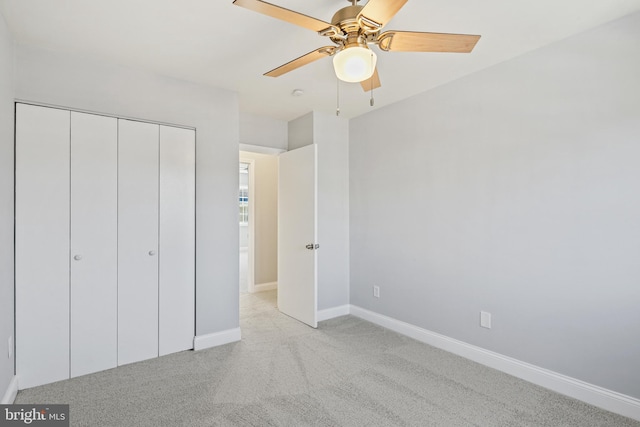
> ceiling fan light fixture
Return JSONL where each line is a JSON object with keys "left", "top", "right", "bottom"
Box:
{"left": 333, "top": 45, "right": 377, "bottom": 83}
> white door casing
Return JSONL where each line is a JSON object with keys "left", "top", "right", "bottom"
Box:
{"left": 277, "top": 144, "right": 318, "bottom": 328}
{"left": 239, "top": 157, "right": 255, "bottom": 293}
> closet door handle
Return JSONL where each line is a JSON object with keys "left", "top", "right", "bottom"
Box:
{"left": 148, "top": 250, "right": 156, "bottom": 256}
{"left": 73, "top": 254, "right": 82, "bottom": 261}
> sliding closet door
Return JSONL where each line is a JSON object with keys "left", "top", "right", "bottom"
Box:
{"left": 118, "top": 119, "right": 159, "bottom": 365}
{"left": 70, "top": 112, "right": 118, "bottom": 377}
{"left": 15, "top": 104, "right": 71, "bottom": 388}
{"left": 159, "top": 126, "right": 195, "bottom": 356}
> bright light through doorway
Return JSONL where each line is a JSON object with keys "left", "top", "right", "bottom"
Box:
{"left": 239, "top": 162, "right": 249, "bottom": 293}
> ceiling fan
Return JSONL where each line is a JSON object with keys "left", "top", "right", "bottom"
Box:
{"left": 232, "top": 0, "right": 481, "bottom": 91}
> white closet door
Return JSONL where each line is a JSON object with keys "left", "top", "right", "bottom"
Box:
{"left": 15, "top": 104, "right": 71, "bottom": 388}
{"left": 118, "top": 119, "right": 159, "bottom": 365}
{"left": 159, "top": 126, "right": 195, "bottom": 356}
{"left": 70, "top": 112, "right": 118, "bottom": 377}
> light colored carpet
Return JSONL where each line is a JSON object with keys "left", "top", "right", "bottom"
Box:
{"left": 15, "top": 290, "right": 639, "bottom": 426}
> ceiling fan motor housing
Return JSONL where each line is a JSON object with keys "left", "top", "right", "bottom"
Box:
{"left": 331, "top": 5, "right": 363, "bottom": 30}
{"left": 331, "top": 5, "right": 373, "bottom": 49}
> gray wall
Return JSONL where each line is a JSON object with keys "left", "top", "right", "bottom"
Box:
{"left": 239, "top": 151, "right": 278, "bottom": 285}
{"left": 349, "top": 12, "right": 640, "bottom": 399}
{"left": 14, "top": 44, "right": 240, "bottom": 336}
{"left": 0, "top": 13, "right": 15, "bottom": 398}
{"left": 288, "top": 112, "right": 350, "bottom": 310}
{"left": 315, "top": 112, "right": 350, "bottom": 310}
{"left": 287, "top": 113, "right": 314, "bottom": 150}
{"left": 240, "top": 112, "right": 287, "bottom": 152}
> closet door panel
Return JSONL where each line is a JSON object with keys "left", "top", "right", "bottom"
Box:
{"left": 15, "top": 104, "right": 71, "bottom": 388}
{"left": 118, "top": 119, "right": 159, "bottom": 365}
{"left": 159, "top": 126, "right": 195, "bottom": 356}
{"left": 70, "top": 112, "right": 118, "bottom": 377}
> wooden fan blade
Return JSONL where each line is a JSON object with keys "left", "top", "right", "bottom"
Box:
{"left": 378, "top": 31, "right": 481, "bottom": 53}
{"left": 265, "top": 47, "right": 335, "bottom": 77}
{"left": 358, "top": 0, "right": 408, "bottom": 28}
{"left": 233, "top": 0, "right": 333, "bottom": 32}
{"left": 360, "top": 68, "right": 381, "bottom": 92}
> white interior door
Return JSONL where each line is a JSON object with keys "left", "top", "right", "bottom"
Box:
{"left": 70, "top": 112, "right": 118, "bottom": 377}
{"left": 15, "top": 104, "right": 71, "bottom": 388}
{"left": 278, "top": 144, "right": 318, "bottom": 328}
{"left": 118, "top": 119, "right": 159, "bottom": 365}
{"left": 159, "top": 125, "right": 195, "bottom": 356}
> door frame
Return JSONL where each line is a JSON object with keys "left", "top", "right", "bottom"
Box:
{"left": 239, "top": 157, "right": 256, "bottom": 293}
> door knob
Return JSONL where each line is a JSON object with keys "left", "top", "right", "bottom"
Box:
{"left": 305, "top": 244, "right": 319, "bottom": 250}
{"left": 149, "top": 250, "right": 156, "bottom": 256}
{"left": 73, "top": 255, "right": 82, "bottom": 261}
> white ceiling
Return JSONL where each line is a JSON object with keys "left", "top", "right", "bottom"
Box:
{"left": 1, "top": 0, "right": 639, "bottom": 121}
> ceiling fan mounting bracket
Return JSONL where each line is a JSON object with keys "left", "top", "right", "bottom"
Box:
{"left": 377, "top": 32, "right": 394, "bottom": 51}
{"left": 358, "top": 16, "right": 383, "bottom": 33}
{"left": 362, "top": 32, "right": 379, "bottom": 44}
{"left": 318, "top": 25, "right": 344, "bottom": 40}
{"left": 318, "top": 46, "right": 337, "bottom": 56}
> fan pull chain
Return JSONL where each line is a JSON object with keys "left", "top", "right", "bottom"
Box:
{"left": 336, "top": 77, "right": 341, "bottom": 116}
{"left": 370, "top": 52, "right": 375, "bottom": 107}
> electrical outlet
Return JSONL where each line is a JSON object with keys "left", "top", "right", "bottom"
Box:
{"left": 373, "top": 286, "right": 380, "bottom": 298}
{"left": 8, "top": 336, "right": 12, "bottom": 359}
{"left": 480, "top": 311, "right": 492, "bottom": 329}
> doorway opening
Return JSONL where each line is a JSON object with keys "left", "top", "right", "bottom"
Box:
{"left": 239, "top": 161, "right": 252, "bottom": 293}
{"left": 238, "top": 152, "right": 278, "bottom": 296}
{"left": 239, "top": 146, "right": 318, "bottom": 329}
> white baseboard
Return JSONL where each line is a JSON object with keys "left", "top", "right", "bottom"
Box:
{"left": 1, "top": 375, "right": 18, "bottom": 404}
{"left": 349, "top": 305, "right": 640, "bottom": 422}
{"left": 317, "top": 305, "right": 351, "bottom": 322}
{"left": 193, "top": 328, "right": 241, "bottom": 351}
{"left": 252, "top": 282, "right": 277, "bottom": 293}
